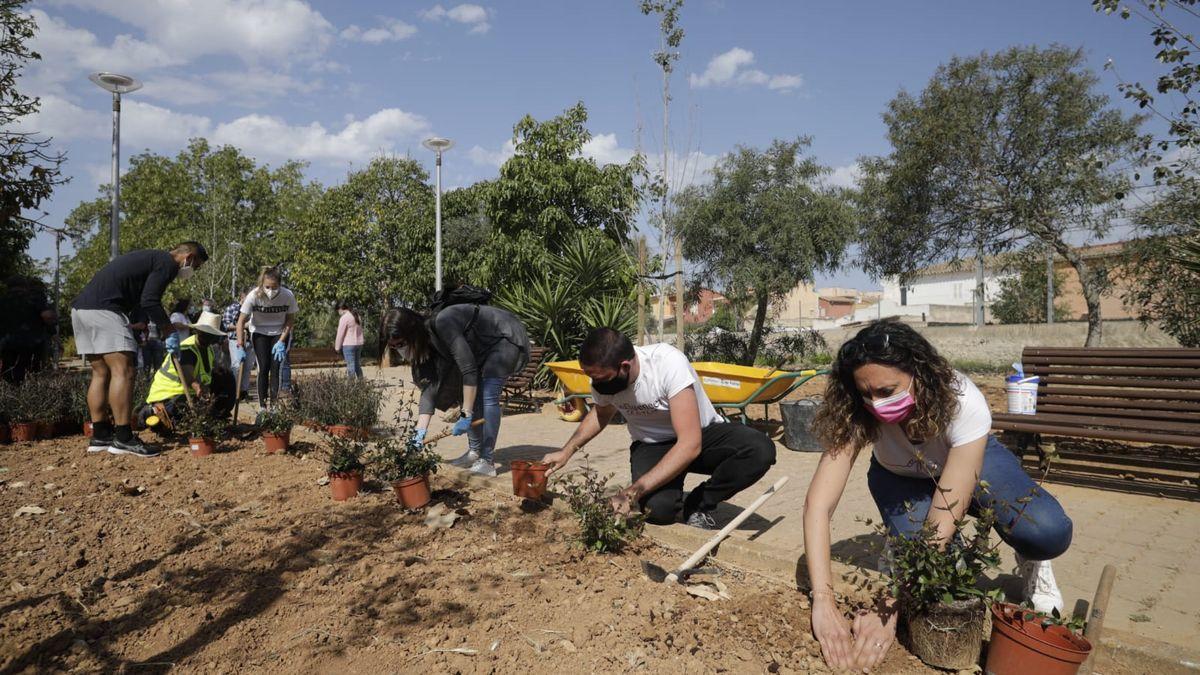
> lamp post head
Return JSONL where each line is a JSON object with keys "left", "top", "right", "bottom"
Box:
{"left": 89, "top": 72, "right": 142, "bottom": 95}
{"left": 422, "top": 137, "right": 455, "bottom": 154}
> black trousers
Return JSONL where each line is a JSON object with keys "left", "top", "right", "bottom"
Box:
{"left": 629, "top": 422, "right": 776, "bottom": 524}
{"left": 251, "top": 332, "right": 282, "bottom": 406}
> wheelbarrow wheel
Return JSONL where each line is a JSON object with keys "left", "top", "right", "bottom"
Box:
{"left": 558, "top": 398, "right": 587, "bottom": 423}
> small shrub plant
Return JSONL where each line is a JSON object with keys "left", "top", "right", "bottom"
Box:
{"left": 177, "top": 394, "right": 229, "bottom": 440}
{"left": 326, "top": 435, "right": 367, "bottom": 475}
{"left": 257, "top": 403, "right": 296, "bottom": 435}
{"left": 293, "top": 372, "right": 382, "bottom": 429}
{"left": 369, "top": 436, "right": 440, "bottom": 483}
{"left": 553, "top": 461, "right": 644, "bottom": 553}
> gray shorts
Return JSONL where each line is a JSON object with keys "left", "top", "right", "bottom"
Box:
{"left": 71, "top": 309, "right": 138, "bottom": 356}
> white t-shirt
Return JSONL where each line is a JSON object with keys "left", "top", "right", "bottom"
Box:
{"left": 591, "top": 343, "right": 723, "bottom": 444}
{"left": 872, "top": 372, "right": 992, "bottom": 478}
{"left": 169, "top": 312, "right": 191, "bottom": 338}
{"left": 241, "top": 287, "right": 299, "bottom": 336}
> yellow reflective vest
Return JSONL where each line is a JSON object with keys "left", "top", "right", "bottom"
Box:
{"left": 146, "top": 335, "right": 213, "bottom": 403}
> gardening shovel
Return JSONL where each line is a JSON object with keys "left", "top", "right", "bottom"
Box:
{"left": 642, "top": 475, "right": 789, "bottom": 584}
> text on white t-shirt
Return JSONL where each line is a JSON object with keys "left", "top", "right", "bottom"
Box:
{"left": 241, "top": 287, "right": 299, "bottom": 336}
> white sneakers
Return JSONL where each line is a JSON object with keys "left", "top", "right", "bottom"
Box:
{"left": 468, "top": 458, "right": 497, "bottom": 477}
{"left": 447, "top": 450, "right": 478, "bottom": 468}
{"left": 1017, "top": 554, "right": 1064, "bottom": 614}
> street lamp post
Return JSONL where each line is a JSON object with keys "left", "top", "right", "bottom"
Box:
{"left": 89, "top": 72, "right": 142, "bottom": 261}
{"left": 422, "top": 137, "right": 454, "bottom": 292}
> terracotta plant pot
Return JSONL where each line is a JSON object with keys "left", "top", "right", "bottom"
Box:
{"left": 55, "top": 420, "right": 76, "bottom": 437}
{"left": 10, "top": 423, "right": 38, "bottom": 443}
{"left": 330, "top": 471, "right": 363, "bottom": 501}
{"left": 392, "top": 475, "right": 432, "bottom": 509}
{"left": 511, "top": 460, "right": 550, "bottom": 501}
{"left": 189, "top": 437, "right": 217, "bottom": 457}
{"left": 83, "top": 421, "right": 94, "bottom": 438}
{"left": 262, "top": 431, "right": 290, "bottom": 454}
{"left": 36, "top": 422, "right": 54, "bottom": 439}
{"left": 986, "top": 602, "right": 1091, "bottom": 675}
{"left": 327, "top": 424, "right": 367, "bottom": 440}
{"left": 901, "top": 597, "right": 985, "bottom": 670}
{"left": 0, "top": 424, "right": 10, "bottom": 444}
{"left": 302, "top": 419, "right": 320, "bottom": 430}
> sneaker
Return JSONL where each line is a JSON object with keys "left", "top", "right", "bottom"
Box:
{"left": 467, "top": 458, "right": 497, "bottom": 477}
{"left": 684, "top": 509, "right": 718, "bottom": 530}
{"left": 107, "top": 436, "right": 161, "bottom": 458}
{"left": 448, "top": 450, "right": 479, "bottom": 468}
{"left": 1017, "top": 554, "right": 1064, "bottom": 614}
{"left": 87, "top": 437, "right": 112, "bottom": 454}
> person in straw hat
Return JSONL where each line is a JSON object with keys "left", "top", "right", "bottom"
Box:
{"left": 137, "top": 309, "right": 236, "bottom": 446}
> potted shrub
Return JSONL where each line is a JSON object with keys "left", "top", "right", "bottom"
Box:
{"left": 7, "top": 376, "right": 45, "bottom": 442}
{"left": 0, "top": 381, "right": 13, "bottom": 444}
{"left": 178, "top": 394, "right": 228, "bottom": 457}
{"left": 511, "top": 460, "right": 552, "bottom": 501}
{"left": 553, "top": 463, "right": 645, "bottom": 553}
{"left": 326, "top": 435, "right": 366, "bottom": 501}
{"left": 986, "top": 603, "right": 1091, "bottom": 675}
{"left": 369, "top": 436, "right": 441, "bottom": 509}
{"left": 296, "top": 373, "right": 382, "bottom": 439}
{"left": 878, "top": 514, "right": 1002, "bottom": 670}
{"left": 56, "top": 372, "right": 90, "bottom": 437}
{"left": 258, "top": 404, "right": 295, "bottom": 454}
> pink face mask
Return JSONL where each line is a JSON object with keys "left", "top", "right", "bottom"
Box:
{"left": 868, "top": 387, "right": 915, "bottom": 424}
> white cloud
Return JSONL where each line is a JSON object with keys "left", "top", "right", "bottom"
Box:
{"left": 340, "top": 17, "right": 418, "bottom": 43}
{"left": 420, "top": 4, "right": 492, "bottom": 34}
{"left": 44, "top": 0, "right": 335, "bottom": 63}
{"left": 825, "top": 163, "right": 862, "bottom": 189}
{"left": 581, "top": 133, "right": 637, "bottom": 166}
{"left": 467, "top": 139, "right": 516, "bottom": 168}
{"left": 27, "top": 9, "right": 184, "bottom": 93}
{"left": 689, "top": 47, "right": 802, "bottom": 93}
{"left": 212, "top": 108, "right": 431, "bottom": 163}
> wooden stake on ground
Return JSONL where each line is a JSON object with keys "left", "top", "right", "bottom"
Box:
{"left": 1080, "top": 564, "right": 1117, "bottom": 675}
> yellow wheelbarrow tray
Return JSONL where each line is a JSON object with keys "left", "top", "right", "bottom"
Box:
{"left": 547, "top": 359, "right": 828, "bottom": 424}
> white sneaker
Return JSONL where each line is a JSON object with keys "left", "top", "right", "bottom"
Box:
{"left": 468, "top": 458, "right": 497, "bottom": 477}
{"left": 448, "top": 450, "right": 479, "bottom": 468}
{"left": 1017, "top": 554, "right": 1064, "bottom": 614}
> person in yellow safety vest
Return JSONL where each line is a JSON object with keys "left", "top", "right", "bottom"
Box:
{"left": 139, "top": 310, "right": 235, "bottom": 433}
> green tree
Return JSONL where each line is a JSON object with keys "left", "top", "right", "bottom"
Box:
{"left": 1120, "top": 189, "right": 1200, "bottom": 345}
{"left": 675, "top": 138, "right": 856, "bottom": 364}
{"left": 991, "top": 249, "right": 1070, "bottom": 324}
{"left": 858, "top": 46, "right": 1144, "bottom": 346}
{"left": 1, "top": 1, "right": 66, "bottom": 278}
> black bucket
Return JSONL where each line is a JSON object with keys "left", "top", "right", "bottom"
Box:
{"left": 780, "top": 399, "right": 822, "bottom": 452}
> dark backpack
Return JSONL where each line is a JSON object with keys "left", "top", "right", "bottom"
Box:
{"left": 428, "top": 284, "right": 492, "bottom": 313}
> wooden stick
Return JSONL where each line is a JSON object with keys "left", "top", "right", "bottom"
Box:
{"left": 666, "top": 476, "right": 789, "bottom": 584}
{"left": 233, "top": 357, "right": 247, "bottom": 422}
{"left": 1080, "top": 564, "right": 1117, "bottom": 675}
{"left": 172, "top": 354, "right": 195, "bottom": 409}
{"left": 425, "top": 418, "right": 486, "bottom": 445}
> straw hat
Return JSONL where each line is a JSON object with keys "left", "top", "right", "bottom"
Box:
{"left": 189, "top": 310, "right": 225, "bottom": 336}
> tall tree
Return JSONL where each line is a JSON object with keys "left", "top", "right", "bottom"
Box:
{"left": 1, "top": 1, "right": 66, "bottom": 278}
{"left": 639, "top": 0, "right": 686, "bottom": 349}
{"left": 858, "top": 46, "right": 1144, "bottom": 346}
{"left": 991, "top": 247, "right": 1070, "bottom": 325}
{"left": 675, "top": 138, "right": 856, "bottom": 364}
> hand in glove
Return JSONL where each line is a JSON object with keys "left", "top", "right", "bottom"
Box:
{"left": 231, "top": 345, "right": 246, "bottom": 367}
{"left": 409, "top": 428, "right": 427, "bottom": 448}
{"left": 164, "top": 333, "right": 181, "bottom": 355}
{"left": 452, "top": 413, "right": 473, "bottom": 436}
{"left": 271, "top": 341, "right": 287, "bottom": 362}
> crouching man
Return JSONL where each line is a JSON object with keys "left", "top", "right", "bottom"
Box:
{"left": 542, "top": 328, "right": 776, "bottom": 529}
{"left": 138, "top": 311, "right": 235, "bottom": 434}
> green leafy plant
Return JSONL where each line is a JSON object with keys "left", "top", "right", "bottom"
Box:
{"left": 6, "top": 374, "right": 54, "bottom": 424}
{"left": 64, "top": 371, "right": 91, "bottom": 424}
{"left": 1017, "top": 605, "right": 1087, "bottom": 633}
{"left": 879, "top": 516, "right": 1003, "bottom": 615}
{"left": 326, "top": 435, "right": 367, "bottom": 475}
{"left": 0, "top": 380, "right": 14, "bottom": 425}
{"left": 176, "top": 393, "right": 228, "bottom": 440}
{"left": 553, "top": 462, "right": 645, "bottom": 553}
{"left": 293, "top": 372, "right": 382, "bottom": 428}
{"left": 369, "top": 436, "right": 441, "bottom": 483}
{"left": 257, "top": 403, "right": 296, "bottom": 435}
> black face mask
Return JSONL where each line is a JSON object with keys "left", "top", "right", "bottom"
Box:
{"left": 592, "top": 365, "right": 630, "bottom": 395}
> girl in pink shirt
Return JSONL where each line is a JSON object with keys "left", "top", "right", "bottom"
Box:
{"left": 334, "top": 301, "right": 365, "bottom": 378}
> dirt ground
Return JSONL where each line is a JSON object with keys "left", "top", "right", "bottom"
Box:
{"left": 0, "top": 430, "right": 942, "bottom": 674}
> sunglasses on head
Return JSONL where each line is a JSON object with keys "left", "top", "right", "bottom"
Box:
{"left": 839, "top": 333, "right": 892, "bottom": 360}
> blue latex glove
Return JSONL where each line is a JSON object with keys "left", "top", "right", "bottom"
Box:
{"left": 451, "top": 413, "right": 473, "bottom": 436}
{"left": 271, "top": 341, "right": 287, "bottom": 361}
{"left": 409, "top": 428, "right": 427, "bottom": 448}
{"left": 231, "top": 346, "right": 245, "bottom": 367}
{"left": 164, "top": 333, "right": 181, "bottom": 355}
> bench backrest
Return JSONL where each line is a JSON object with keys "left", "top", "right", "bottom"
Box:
{"left": 505, "top": 346, "right": 549, "bottom": 389}
{"left": 1016, "top": 346, "right": 1200, "bottom": 447}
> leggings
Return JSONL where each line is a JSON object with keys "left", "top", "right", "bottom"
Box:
{"left": 251, "top": 332, "right": 283, "bottom": 407}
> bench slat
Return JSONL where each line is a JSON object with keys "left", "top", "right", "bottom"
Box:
{"left": 1041, "top": 384, "right": 1200, "bottom": 399}
{"left": 991, "top": 418, "right": 1200, "bottom": 448}
{"left": 1026, "top": 365, "right": 1200, "bottom": 378}
{"left": 994, "top": 411, "right": 1200, "bottom": 435}
{"left": 1024, "top": 348, "right": 1200, "bottom": 357}
{"left": 1035, "top": 404, "right": 1200, "bottom": 423}
{"left": 1039, "top": 395, "right": 1200, "bottom": 413}
{"left": 1023, "top": 356, "right": 1200, "bottom": 368}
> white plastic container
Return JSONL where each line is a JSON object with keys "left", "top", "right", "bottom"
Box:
{"left": 1005, "top": 375, "right": 1040, "bottom": 415}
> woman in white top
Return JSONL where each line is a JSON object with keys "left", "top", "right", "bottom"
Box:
{"left": 168, "top": 298, "right": 192, "bottom": 339}
{"left": 802, "top": 319, "right": 1072, "bottom": 671}
{"left": 234, "top": 267, "right": 298, "bottom": 410}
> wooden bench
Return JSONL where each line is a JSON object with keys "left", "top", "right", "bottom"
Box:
{"left": 991, "top": 347, "right": 1200, "bottom": 500}
{"left": 502, "top": 346, "right": 548, "bottom": 413}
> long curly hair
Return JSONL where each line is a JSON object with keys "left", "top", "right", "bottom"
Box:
{"left": 811, "top": 318, "right": 960, "bottom": 454}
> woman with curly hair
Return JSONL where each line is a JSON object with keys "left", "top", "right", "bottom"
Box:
{"left": 802, "top": 318, "right": 1073, "bottom": 671}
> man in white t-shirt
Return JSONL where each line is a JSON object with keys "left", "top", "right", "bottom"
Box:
{"left": 543, "top": 328, "right": 776, "bottom": 529}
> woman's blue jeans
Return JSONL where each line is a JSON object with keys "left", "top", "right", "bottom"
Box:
{"left": 866, "top": 436, "right": 1073, "bottom": 561}
{"left": 467, "top": 377, "right": 506, "bottom": 462}
{"left": 342, "top": 345, "right": 363, "bottom": 378}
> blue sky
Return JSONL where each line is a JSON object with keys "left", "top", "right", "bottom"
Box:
{"left": 18, "top": 0, "right": 1170, "bottom": 290}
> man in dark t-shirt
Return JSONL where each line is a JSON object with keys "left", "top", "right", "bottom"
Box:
{"left": 71, "top": 242, "right": 208, "bottom": 457}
